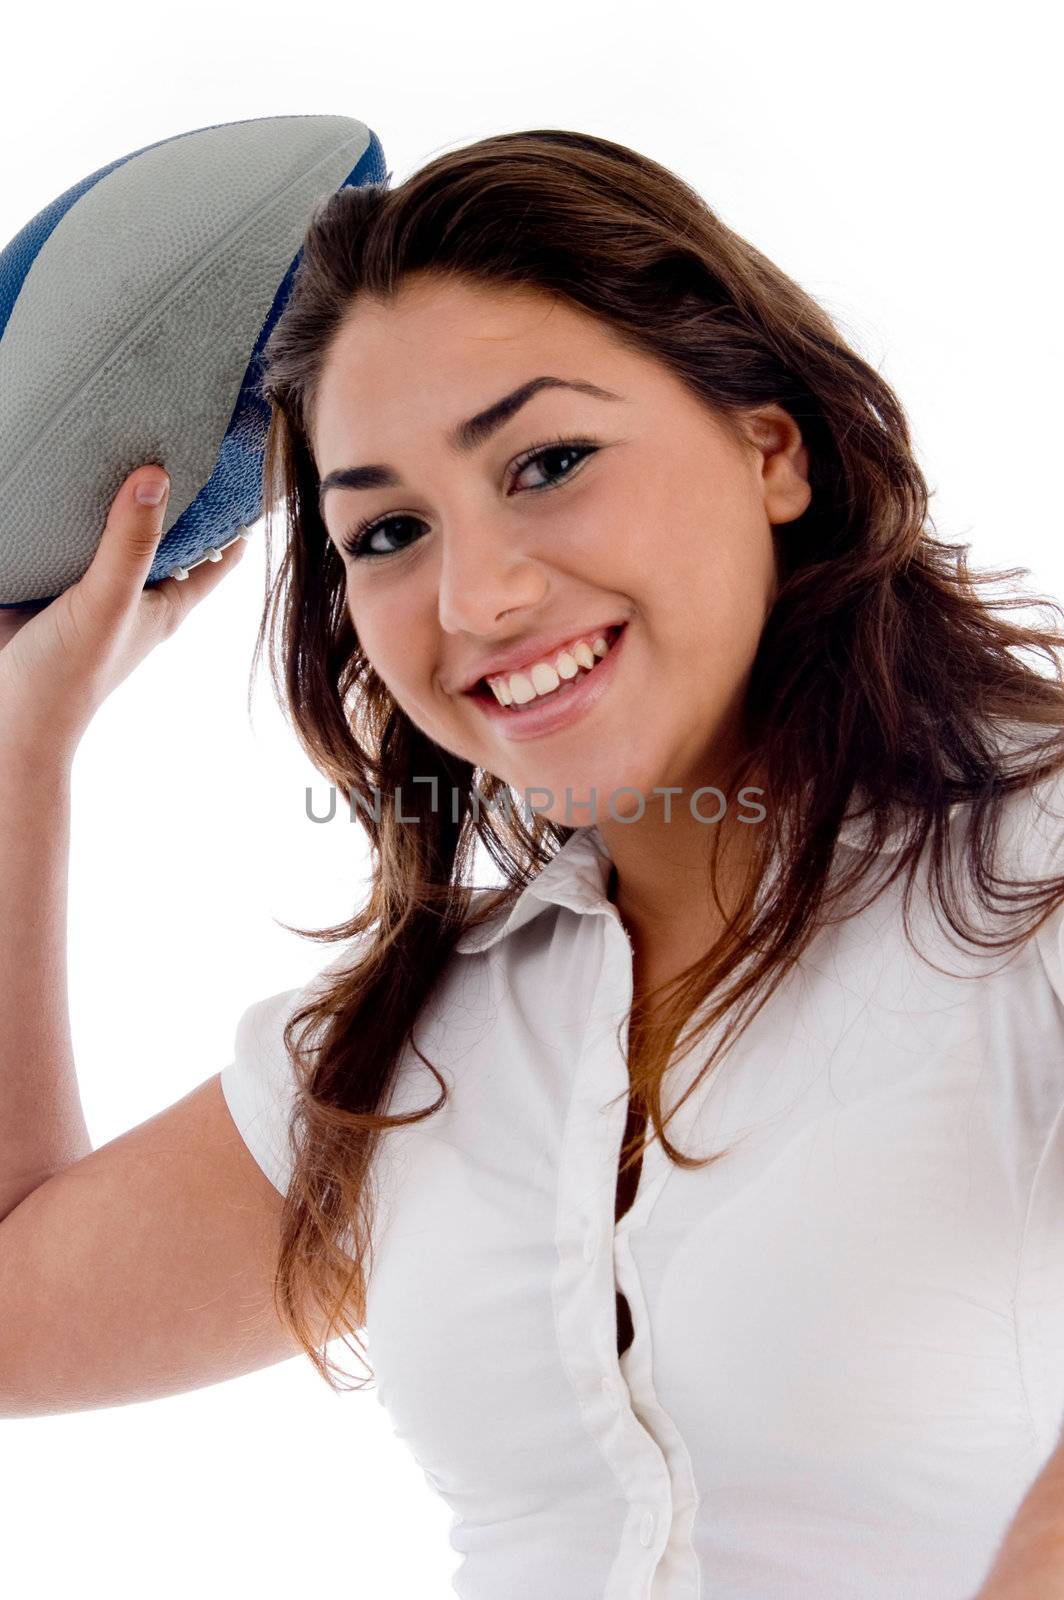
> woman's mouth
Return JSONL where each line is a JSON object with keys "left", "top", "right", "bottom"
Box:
{"left": 465, "top": 622, "right": 629, "bottom": 741}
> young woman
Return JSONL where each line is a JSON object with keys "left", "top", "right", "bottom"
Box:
{"left": 3, "top": 128, "right": 1064, "bottom": 1599}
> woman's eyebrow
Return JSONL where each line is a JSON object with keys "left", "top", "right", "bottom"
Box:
{"left": 318, "top": 375, "right": 624, "bottom": 504}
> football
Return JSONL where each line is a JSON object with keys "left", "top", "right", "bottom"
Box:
{"left": 0, "top": 112, "right": 386, "bottom": 607}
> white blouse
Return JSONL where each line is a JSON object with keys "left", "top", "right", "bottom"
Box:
{"left": 220, "top": 770, "right": 1064, "bottom": 1599}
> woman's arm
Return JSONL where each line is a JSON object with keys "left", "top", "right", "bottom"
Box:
{"left": 974, "top": 1432, "right": 1064, "bottom": 1598}
{"left": 0, "top": 730, "right": 89, "bottom": 1220}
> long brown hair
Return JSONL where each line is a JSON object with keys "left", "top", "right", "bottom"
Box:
{"left": 247, "top": 127, "right": 1064, "bottom": 1391}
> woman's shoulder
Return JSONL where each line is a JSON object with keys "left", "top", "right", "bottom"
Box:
{"left": 231, "top": 930, "right": 383, "bottom": 1059}
{"left": 981, "top": 722, "right": 1064, "bottom": 880}
{"left": 978, "top": 724, "right": 1064, "bottom": 1006}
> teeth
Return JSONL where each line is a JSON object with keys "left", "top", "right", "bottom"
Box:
{"left": 528, "top": 661, "right": 560, "bottom": 697}
{"left": 486, "top": 631, "right": 616, "bottom": 709}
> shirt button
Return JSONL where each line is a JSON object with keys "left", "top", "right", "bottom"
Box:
{"left": 639, "top": 1511, "right": 655, "bottom": 1548}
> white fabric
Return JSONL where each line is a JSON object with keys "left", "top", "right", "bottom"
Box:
{"left": 220, "top": 768, "right": 1064, "bottom": 1600}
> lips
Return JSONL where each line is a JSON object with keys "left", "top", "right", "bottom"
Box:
{"left": 465, "top": 617, "right": 630, "bottom": 741}
{"left": 467, "top": 623, "right": 627, "bottom": 703}
{"left": 461, "top": 621, "right": 628, "bottom": 695}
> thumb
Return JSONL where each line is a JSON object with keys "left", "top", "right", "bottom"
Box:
{"left": 80, "top": 467, "right": 172, "bottom": 610}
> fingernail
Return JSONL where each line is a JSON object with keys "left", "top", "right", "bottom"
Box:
{"left": 136, "top": 474, "right": 170, "bottom": 505}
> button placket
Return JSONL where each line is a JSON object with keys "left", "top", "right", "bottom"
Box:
{"left": 551, "top": 914, "right": 677, "bottom": 1597}
{"left": 614, "top": 1179, "right": 702, "bottom": 1595}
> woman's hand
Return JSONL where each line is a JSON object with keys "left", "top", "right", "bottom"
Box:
{"left": 0, "top": 467, "right": 246, "bottom": 753}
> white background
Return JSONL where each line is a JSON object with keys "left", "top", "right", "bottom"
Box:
{"left": 1, "top": 1, "right": 1061, "bottom": 1595}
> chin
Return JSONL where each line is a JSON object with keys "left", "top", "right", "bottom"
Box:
{"left": 502, "top": 764, "right": 652, "bottom": 830}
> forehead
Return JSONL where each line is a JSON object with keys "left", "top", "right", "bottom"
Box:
{"left": 328, "top": 274, "right": 619, "bottom": 375}
{"left": 311, "top": 275, "right": 635, "bottom": 459}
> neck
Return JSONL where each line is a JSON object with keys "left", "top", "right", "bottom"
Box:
{"left": 601, "top": 777, "right": 765, "bottom": 996}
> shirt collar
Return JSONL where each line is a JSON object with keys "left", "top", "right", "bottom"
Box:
{"left": 454, "top": 825, "right": 615, "bottom": 955}
{"left": 454, "top": 792, "right": 918, "bottom": 957}
{"left": 834, "top": 787, "right": 913, "bottom": 854}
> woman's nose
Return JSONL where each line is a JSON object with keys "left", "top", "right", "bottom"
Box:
{"left": 435, "top": 516, "right": 548, "bottom": 636}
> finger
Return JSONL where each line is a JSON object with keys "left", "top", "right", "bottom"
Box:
{"left": 79, "top": 468, "right": 172, "bottom": 616}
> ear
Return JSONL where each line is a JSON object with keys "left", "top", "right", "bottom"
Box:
{"left": 740, "top": 403, "right": 812, "bottom": 527}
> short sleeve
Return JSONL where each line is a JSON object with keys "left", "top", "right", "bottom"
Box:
{"left": 218, "top": 942, "right": 365, "bottom": 1196}
{"left": 218, "top": 983, "right": 307, "bottom": 1196}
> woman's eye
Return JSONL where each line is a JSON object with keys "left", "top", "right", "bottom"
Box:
{"left": 339, "top": 438, "right": 599, "bottom": 562}
{"left": 512, "top": 439, "right": 598, "bottom": 493}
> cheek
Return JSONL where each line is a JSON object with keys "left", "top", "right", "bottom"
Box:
{"left": 350, "top": 604, "right": 446, "bottom": 722}
{"left": 655, "top": 517, "right": 776, "bottom": 682}
{"left": 348, "top": 597, "right": 409, "bottom": 694}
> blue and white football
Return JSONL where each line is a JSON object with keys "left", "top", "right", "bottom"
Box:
{"left": 0, "top": 113, "right": 386, "bottom": 607}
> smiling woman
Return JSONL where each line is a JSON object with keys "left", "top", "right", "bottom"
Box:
{"left": 219, "top": 128, "right": 1064, "bottom": 1597}
{"left": 305, "top": 268, "right": 807, "bottom": 886}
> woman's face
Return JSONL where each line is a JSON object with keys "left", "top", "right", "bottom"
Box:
{"left": 312, "top": 273, "right": 811, "bottom": 826}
